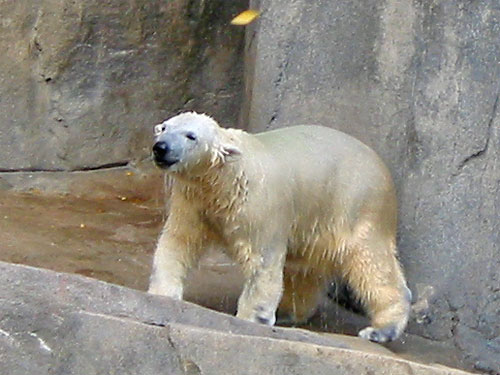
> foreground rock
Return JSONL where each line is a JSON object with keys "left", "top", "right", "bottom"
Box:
{"left": 243, "top": 1, "right": 499, "bottom": 373}
{"left": 0, "top": 262, "right": 475, "bottom": 375}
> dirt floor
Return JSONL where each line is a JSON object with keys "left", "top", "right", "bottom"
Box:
{"left": 0, "top": 165, "right": 471, "bottom": 372}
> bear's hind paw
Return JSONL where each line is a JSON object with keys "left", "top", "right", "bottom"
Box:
{"left": 358, "top": 325, "right": 398, "bottom": 343}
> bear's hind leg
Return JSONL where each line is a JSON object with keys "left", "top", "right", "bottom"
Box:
{"left": 277, "top": 270, "right": 325, "bottom": 324}
{"left": 343, "top": 232, "right": 411, "bottom": 343}
{"left": 356, "top": 283, "right": 411, "bottom": 343}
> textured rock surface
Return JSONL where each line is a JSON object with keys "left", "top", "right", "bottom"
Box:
{"left": 0, "top": 261, "right": 474, "bottom": 375}
{"left": 0, "top": 0, "right": 246, "bottom": 171}
{"left": 243, "top": 0, "right": 499, "bottom": 373}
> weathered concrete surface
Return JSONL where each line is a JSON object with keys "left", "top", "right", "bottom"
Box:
{"left": 0, "top": 164, "right": 244, "bottom": 313}
{"left": 0, "top": 261, "right": 475, "bottom": 375}
{"left": 0, "top": 159, "right": 164, "bottom": 198}
{"left": 243, "top": 1, "right": 499, "bottom": 373}
{"left": 0, "top": 0, "right": 246, "bottom": 171}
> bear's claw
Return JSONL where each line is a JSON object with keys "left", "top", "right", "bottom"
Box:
{"left": 358, "top": 325, "right": 398, "bottom": 343}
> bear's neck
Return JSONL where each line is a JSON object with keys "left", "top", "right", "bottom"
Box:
{"left": 174, "top": 163, "right": 249, "bottom": 216}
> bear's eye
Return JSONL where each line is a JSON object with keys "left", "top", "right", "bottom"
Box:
{"left": 185, "top": 132, "right": 197, "bottom": 141}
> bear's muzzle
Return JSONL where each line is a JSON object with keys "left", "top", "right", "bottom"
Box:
{"left": 153, "top": 141, "right": 180, "bottom": 167}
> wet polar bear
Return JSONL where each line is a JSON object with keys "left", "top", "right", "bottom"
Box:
{"left": 149, "top": 112, "right": 411, "bottom": 343}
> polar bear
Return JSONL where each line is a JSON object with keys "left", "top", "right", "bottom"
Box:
{"left": 149, "top": 112, "right": 411, "bottom": 343}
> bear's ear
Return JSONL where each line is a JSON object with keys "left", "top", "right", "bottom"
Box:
{"left": 221, "top": 143, "right": 242, "bottom": 160}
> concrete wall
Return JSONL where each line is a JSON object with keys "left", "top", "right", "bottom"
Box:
{"left": 242, "top": 0, "right": 499, "bottom": 373}
{"left": 0, "top": 0, "right": 246, "bottom": 171}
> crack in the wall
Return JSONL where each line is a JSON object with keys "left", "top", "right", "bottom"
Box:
{"left": 404, "top": 7, "right": 427, "bottom": 174}
{"left": 164, "top": 328, "right": 202, "bottom": 375}
{"left": 444, "top": 296, "right": 464, "bottom": 367}
{"left": 455, "top": 92, "right": 499, "bottom": 173}
{"left": 0, "top": 161, "right": 130, "bottom": 174}
{"left": 267, "top": 37, "right": 295, "bottom": 128}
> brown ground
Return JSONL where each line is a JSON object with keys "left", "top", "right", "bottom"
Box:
{"left": 0, "top": 165, "right": 469, "bottom": 372}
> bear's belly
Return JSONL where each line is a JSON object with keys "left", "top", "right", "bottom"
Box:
{"left": 285, "top": 227, "right": 349, "bottom": 276}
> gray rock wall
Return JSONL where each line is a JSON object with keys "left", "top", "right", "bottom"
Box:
{"left": 242, "top": 0, "right": 499, "bottom": 373}
{"left": 0, "top": 0, "right": 246, "bottom": 171}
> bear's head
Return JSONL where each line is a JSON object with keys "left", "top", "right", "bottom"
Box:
{"left": 152, "top": 112, "right": 241, "bottom": 176}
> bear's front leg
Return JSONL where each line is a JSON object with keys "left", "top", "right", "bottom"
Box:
{"left": 148, "top": 233, "right": 187, "bottom": 299}
{"left": 236, "top": 245, "right": 286, "bottom": 326}
{"left": 148, "top": 216, "right": 204, "bottom": 299}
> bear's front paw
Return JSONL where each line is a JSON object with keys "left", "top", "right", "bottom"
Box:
{"left": 252, "top": 306, "right": 276, "bottom": 326}
{"left": 236, "top": 306, "right": 276, "bottom": 326}
{"left": 358, "top": 326, "right": 398, "bottom": 343}
{"left": 256, "top": 315, "right": 276, "bottom": 326}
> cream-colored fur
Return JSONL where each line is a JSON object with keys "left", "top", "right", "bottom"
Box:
{"left": 149, "top": 112, "right": 411, "bottom": 342}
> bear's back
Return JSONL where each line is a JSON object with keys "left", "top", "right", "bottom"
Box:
{"left": 254, "top": 125, "right": 390, "bottom": 188}
{"left": 253, "top": 125, "right": 396, "bottom": 227}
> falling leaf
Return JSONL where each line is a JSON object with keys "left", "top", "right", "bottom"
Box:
{"left": 231, "top": 10, "right": 259, "bottom": 26}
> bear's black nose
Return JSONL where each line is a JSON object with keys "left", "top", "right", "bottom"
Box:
{"left": 153, "top": 141, "right": 169, "bottom": 159}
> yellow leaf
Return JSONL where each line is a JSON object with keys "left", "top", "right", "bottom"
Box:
{"left": 231, "top": 10, "right": 260, "bottom": 26}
